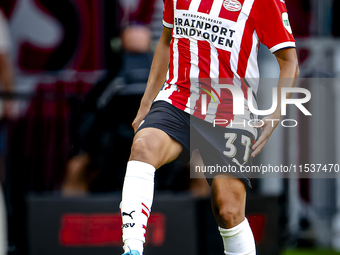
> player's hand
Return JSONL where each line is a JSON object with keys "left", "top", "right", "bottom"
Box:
{"left": 251, "top": 114, "right": 281, "bottom": 158}
{"left": 132, "top": 103, "right": 151, "bottom": 133}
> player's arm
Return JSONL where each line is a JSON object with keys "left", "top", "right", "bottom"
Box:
{"left": 251, "top": 48, "right": 299, "bottom": 157}
{"left": 0, "top": 53, "right": 13, "bottom": 92}
{"left": 132, "top": 26, "right": 172, "bottom": 132}
{"left": 0, "top": 52, "right": 14, "bottom": 118}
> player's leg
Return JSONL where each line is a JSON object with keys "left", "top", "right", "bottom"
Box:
{"left": 192, "top": 115, "right": 256, "bottom": 254}
{"left": 121, "top": 127, "right": 182, "bottom": 255}
{"left": 129, "top": 127, "right": 183, "bottom": 169}
{"left": 211, "top": 175, "right": 256, "bottom": 254}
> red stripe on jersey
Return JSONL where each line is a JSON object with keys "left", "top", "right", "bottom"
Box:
{"left": 198, "top": 41, "right": 211, "bottom": 79}
{"left": 166, "top": 39, "right": 175, "bottom": 84}
{"left": 193, "top": 40, "right": 211, "bottom": 119}
{"left": 214, "top": 102, "right": 234, "bottom": 127}
{"left": 169, "top": 39, "right": 191, "bottom": 111}
{"left": 142, "top": 203, "right": 150, "bottom": 213}
{"left": 218, "top": 0, "right": 245, "bottom": 22}
{"left": 237, "top": 22, "right": 255, "bottom": 77}
{"left": 198, "top": 0, "right": 214, "bottom": 14}
{"left": 217, "top": 49, "right": 233, "bottom": 80}
{"left": 142, "top": 209, "right": 148, "bottom": 218}
{"left": 215, "top": 49, "right": 234, "bottom": 126}
{"left": 176, "top": 0, "right": 192, "bottom": 10}
{"left": 142, "top": 225, "right": 147, "bottom": 230}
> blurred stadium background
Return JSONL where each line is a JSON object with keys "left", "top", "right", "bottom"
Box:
{"left": 0, "top": 0, "right": 339, "bottom": 254}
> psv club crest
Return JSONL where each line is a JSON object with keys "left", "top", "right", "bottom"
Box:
{"left": 223, "top": 0, "right": 242, "bottom": 12}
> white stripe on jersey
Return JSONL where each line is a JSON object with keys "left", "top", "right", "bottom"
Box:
{"left": 171, "top": 39, "right": 179, "bottom": 84}
{"left": 154, "top": 83, "right": 178, "bottom": 104}
{"left": 210, "top": 0, "right": 224, "bottom": 16}
{"left": 189, "top": 0, "right": 201, "bottom": 12}
{"left": 210, "top": 48, "right": 219, "bottom": 79}
{"left": 244, "top": 31, "right": 260, "bottom": 92}
{"left": 166, "top": 67, "right": 170, "bottom": 81}
{"left": 269, "top": 41, "right": 296, "bottom": 53}
{"left": 186, "top": 38, "right": 200, "bottom": 111}
{"left": 204, "top": 46, "right": 219, "bottom": 122}
{"left": 162, "top": 20, "right": 173, "bottom": 29}
{"left": 241, "top": 0, "right": 255, "bottom": 17}
{"left": 231, "top": 15, "right": 247, "bottom": 87}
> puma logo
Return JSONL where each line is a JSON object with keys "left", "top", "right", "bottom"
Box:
{"left": 232, "top": 158, "right": 246, "bottom": 170}
{"left": 122, "top": 210, "right": 135, "bottom": 220}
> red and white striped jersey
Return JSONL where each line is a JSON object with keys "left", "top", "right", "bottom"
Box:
{"left": 154, "top": 0, "right": 295, "bottom": 136}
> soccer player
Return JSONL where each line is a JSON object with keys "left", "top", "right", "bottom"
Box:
{"left": 120, "top": 0, "right": 299, "bottom": 254}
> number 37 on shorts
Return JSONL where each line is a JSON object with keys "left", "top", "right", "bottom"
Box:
{"left": 223, "top": 132, "right": 255, "bottom": 167}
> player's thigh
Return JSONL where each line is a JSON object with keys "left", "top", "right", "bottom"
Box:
{"left": 210, "top": 174, "right": 247, "bottom": 228}
{"left": 129, "top": 127, "right": 183, "bottom": 169}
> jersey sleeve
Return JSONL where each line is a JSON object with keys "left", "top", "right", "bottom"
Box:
{"left": 255, "top": 0, "right": 295, "bottom": 53}
{"left": 162, "top": 0, "right": 174, "bottom": 29}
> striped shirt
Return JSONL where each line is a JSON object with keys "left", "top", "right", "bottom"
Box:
{"left": 155, "top": 0, "right": 295, "bottom": 136}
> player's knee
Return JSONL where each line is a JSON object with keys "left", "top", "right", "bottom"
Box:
{"left": 212, "top": 192, "right": 244, "bottom": 228}
{"left": 130, "top": 137, "right": 154, "bottom": 161}
{"left": 217, "top": 204, "right": 242, "bottom": 228}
